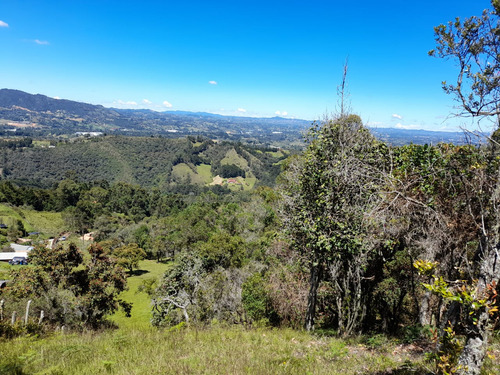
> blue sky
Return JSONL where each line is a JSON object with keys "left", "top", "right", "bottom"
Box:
{"left": 0, "top": 0, "right": 495, "bottom": 131}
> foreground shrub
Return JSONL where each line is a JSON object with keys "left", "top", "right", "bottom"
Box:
{"left": 0, "top": 243, "right": 129, "bottom": 330}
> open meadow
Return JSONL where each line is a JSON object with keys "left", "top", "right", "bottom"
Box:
{"left": 1, "top": 260, "right": 499, "bottom": 375}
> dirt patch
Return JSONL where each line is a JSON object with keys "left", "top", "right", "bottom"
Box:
{"left": 210, "top": 175, "right": 224, "bottom": 185}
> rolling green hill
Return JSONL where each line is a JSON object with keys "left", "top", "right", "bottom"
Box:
{"left": 0, "top": 136, "right": 289, "bottom": 190}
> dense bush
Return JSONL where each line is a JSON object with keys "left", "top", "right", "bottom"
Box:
{"left": 218, "top": 164, "right": 246, "bottom": 178}
{"left": 1, "top": 243, "right": 129, "bottom": 329}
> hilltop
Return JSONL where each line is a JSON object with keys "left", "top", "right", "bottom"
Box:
{"left": 0, "top": 89, "right": 307, "bottom": 147}
{"left": 0, "top": 136, "right": 288, "bottom": 190}
{"left": 0, "top": 88, "right": 473, "bottom": 146}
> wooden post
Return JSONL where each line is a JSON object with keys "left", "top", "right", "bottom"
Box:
{"left": 11, "top": 311, "right": 16, "bottom": 325}
{"left": 24, "top": 299, "right": 32, "bottom": 325}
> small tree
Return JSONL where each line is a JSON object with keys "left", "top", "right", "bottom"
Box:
{"left": 4, "top": 243, "right": 129, "bottom": 329}
{"left": 279, "top": 114, "right": 387, "bottom": 333}
{"left": 429, "top": 3, "right": 500, "bottom": 372}
{"left": 429, "top": 1, "right": 500, "bottom": 119}
{"left": 112, "top": 243, "right": 146, "bottom": 273}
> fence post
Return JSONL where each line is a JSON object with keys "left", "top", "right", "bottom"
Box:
{"left": 24, "top": 299, "right": 32, "bottom": 325}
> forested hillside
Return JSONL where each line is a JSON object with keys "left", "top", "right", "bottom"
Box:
{"left": 3, "top": 1, "right": 500, "bottom": 373}
{"left": 0, "top": 136, "right": 288, "bottom": 190}
{"left": 1, "top": 114, "right": 500, "bottom": 374}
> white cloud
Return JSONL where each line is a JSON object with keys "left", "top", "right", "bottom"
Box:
{"left": 394, "top": 122, "right": 423, "bottom": 130}
{"left": 282, "top": 111, "right": 288, "bottom": 116}
{"left": 34, "top": 39, "right": 49, "bottom": 45}
{"left": 163, "top": 100, "right": 173, "bottom": 108}
{"left": 392, "top": 113, "right": 403, "bottom": 120}
{"left": 53, "top": 96, "right": 60, "bottom": 100}
{"left": 208, "top": 80, "right": 217, "bottom": 85}
{"left": 275, "top": 110, "right": 281, "bottom": 115}
{"left": 0, "top": 20, "right": 8, "bottom": 28}
{"left": 114, "top": 100, "right": 138, "bottom": 107}
{"left": 142, "top": 99, "right": 152, "bottom": 105}
{"left": 237, "top": 108, "right": 247, "bottom": 113}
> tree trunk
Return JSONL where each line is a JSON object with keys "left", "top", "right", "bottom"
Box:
{"left": 457, "top": 241, "right": 500, "bottom": 375}
{"left": 457, "top": 310, "right": 490, "bottom": 375}
{"left": 305, "top": 263, "right": 321, "bottom": 331}
{"left": 419, "top": 290, "right": 432, "bottom": 326}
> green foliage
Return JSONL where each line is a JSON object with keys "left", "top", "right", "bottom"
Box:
{"left": 401, "top": 324, "right": 434, "bottom": 344}
{"left": 415, "top": 259, "right": 499, "bottom": 374}
{"left": 111, "top": 243, "right": 146, "bottom": 273}
{"left": 0, "top": 136, "right": 287, "bottom": 191}
{"left": 425, "top": 326, "right": 463, "bottom": 375}
{"left": 415, "top": 260, "right": 498, "bottom": 322}
{"left": 218, "top": 163, "right": 246, "bottom": 178}
{"left": 195, "top": 232, "right": 245, "bottom": 270}
{"left": 2, "top": 243, "right": 128, "bottom": 329}
{"left": 368, "top": 249, "right": 417, "bottom": 333}
{"left": 430, "top": 1, "right": 500, "bottom": 118}
{"left": 0, "top": 321, "right": 45, "bottom": 339}
{"left": 151, "top": 191, "right": 279, "bottom": 327}
{"left": 279, "top": 114, "right": 386, "bottom": 333}
{"left": 363, "top": 334, "right": 390, "bottom": 350}
{"left": 26, "top": 243, "right": 83, "bottom": 286}
{"left": 0, "top": 326, "right": 431, "bottom": 375}
{"left": 241, "top": 273, "right": 275, "bottom": 324}
{"left": 152, "top": 249, "right": 253, "bottom": 326}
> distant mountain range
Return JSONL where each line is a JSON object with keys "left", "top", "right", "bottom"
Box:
{"left": 0, "top": 88, "right": 479, "bottom": 146}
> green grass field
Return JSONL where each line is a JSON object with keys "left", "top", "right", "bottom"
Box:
{"left": 172, "top": 163, "right": 212, "bottom": 185}
{"left": 220, "top": 148, "right": 249, "bottom": 169}
{"left": 0, "top": 203, "right": 64, "bottom": 237}
{"left": 0, "top": 326, "right": 436, "bottom": 375}
{"left": 265, "top": 150, "right": 284, "bottom": 158}
{"left": 32, "top": 140, "right": 51, "bottom": 148}
{"left": 0, "top": 204, "right": 32, "bottom": 231}
{"left": 19, "top": 209, "right": 64, "bottom": 237}
{"left": 1, "top": 260, "right": 499, "bottom": 374}
{"left": 196, "top": 164, "right": 213, "bottom": 184}
{"left": 0, "top": 261, "right": 11, "bottom": 280}
{"left": 110, "top": 260, "right": 170, "bottom": 329}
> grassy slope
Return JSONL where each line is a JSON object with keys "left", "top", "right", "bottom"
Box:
{"left": 1, "top": 260, "right": 499, "bottom": 374}
{"left": 220, "top": 148, "right": 249, "bottom": 169}
{"left": 196, "top": 164, "right": 213, "bottom": 184}
{"left": 219, "top": 148, "right": 256, "bottom": 190}
{"left": 110, "top": 260, "right": 170, "bottom": 330}
{"left": 171, "top": 163, "right": 197, "bottom": 184}
{"left": 0, "top": 327, "right": 433, "bottom": 375}
{"left": 0, "top": 204, "right": 63, "bottom": 236}
{"left": 0, "top": 204, "right": 28, "bottom": 229}
{"left": 0, "top": 261, "right": 10, "bottom": 280}
{"left": 171, "top": 163, "right": 214, "bottom": 185}
{"left": 20, "top": 209, "right": 64, "bottom": 237}
{"left": 266, "top": 150, "right": 284, "bottom": 158}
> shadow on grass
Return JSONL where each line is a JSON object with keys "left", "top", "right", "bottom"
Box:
{"left": 127, "top": 269, "right": 149, "bottom": 276}
{"left": 156, "top": 258, "right": 172, "bottom": 264}
{"left": 0, "top": 359, "right": 27, "bottom": 375}
{"left": 370, "top": 365, "right": 429, "bottom": 375}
